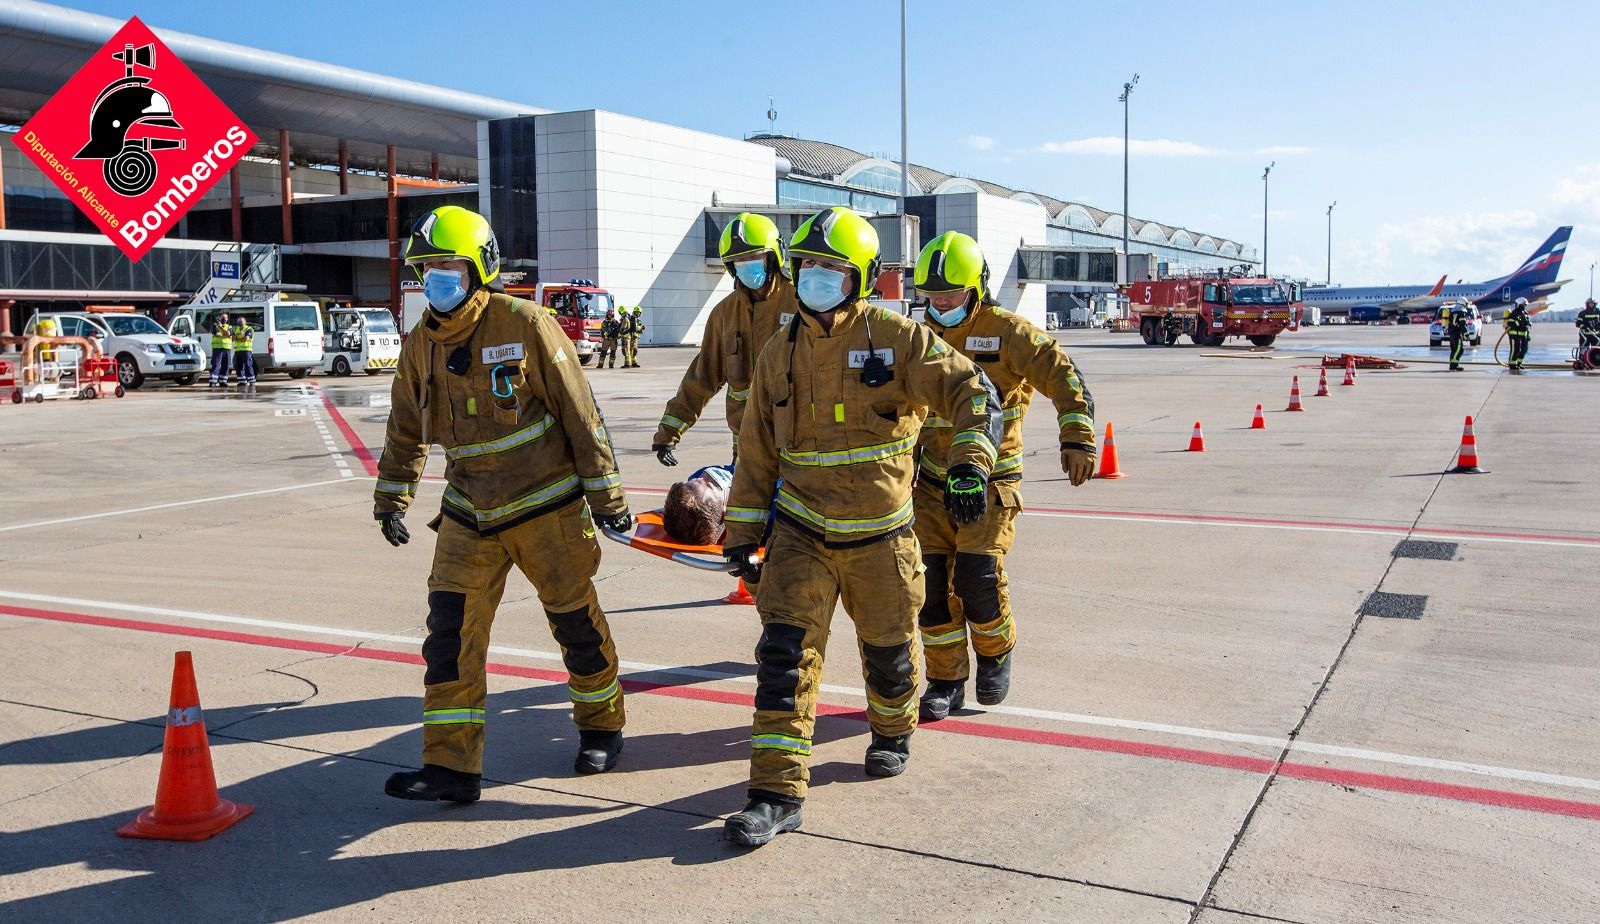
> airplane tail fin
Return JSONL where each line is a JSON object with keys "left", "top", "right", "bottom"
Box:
{"left": 1425, "top": 275, "right": 1447, "bottom": 297}
{"left": 1501, "top": 226, "right": 1571, "bottom": 288}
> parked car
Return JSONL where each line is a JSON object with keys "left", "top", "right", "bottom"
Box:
{"left": 167, "top": 299, "right": 325, "bottom": 379}
{"left": 321, "top": 307, "right": 401, "bottom": 376}
{"left": 1428, "top": 304, "right": 1483, "bottom": 347}
{"left": 23, "top": 308, "right": 203, "bottom": 388}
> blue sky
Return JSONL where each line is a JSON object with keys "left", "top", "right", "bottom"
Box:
{"left": 67, "top": 0, "right": 1600, "bottom": 297}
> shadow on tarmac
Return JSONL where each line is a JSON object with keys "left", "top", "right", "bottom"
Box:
{"left": 2, "top": 664, "right": 900, "bottom": 920}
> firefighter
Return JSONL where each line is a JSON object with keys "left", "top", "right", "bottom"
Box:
{"left": 207, "top": 310, "right": 233, "bottom": 387}
{"left": 1447, "top": 301, "right": 1469, "bottom": 371}
{"left": 231, "top": 315, "right": 256, "bottom": 387}
{"left": 374, "top": 206, "right": 635, "bottom": 803}
{"left": 1505, "top": 299, "right": 1531, "bottom": 374}
{"left": 653, "top": 212, "right": 799, "bottom": 466}
{"left": 1162, "top": 307, "right": 1181, "bottom": 346}
{"left": 720, "top": 206, "right": 1002, "bottom": 847}
{"left": 598, "top": 307, "right": 623, "bottom": 369}
{"left": 1578, "top": 298, "right": 1600, "bottom": 353}
{"left": 909, "top": 232, "right": 1096, "bottom": 721}
{"left": 622, "top": 306, "right": 645, "bottom": 368}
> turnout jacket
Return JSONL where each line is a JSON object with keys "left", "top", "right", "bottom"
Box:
{"left": 918, "top": 305, "right": 1095, "bottom": 483}
{"left": 374, "top": 289, "right": 627, "bottom": 534}
{"left": 653, "top": 277, "right": 799, "bottom": 448}
{"left": 726, "top": 298, "right": 1001, "bottom": 548}
{"left": 1505, "top": 313, "right": 1531, "bottom": 339}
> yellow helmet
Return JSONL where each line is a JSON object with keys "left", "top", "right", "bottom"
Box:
{"left": 719, "top": 212, "right": 787, "bottom": 277}
{"left": 404, "top": 205, "right": 501, "bottom": 285}
{"left": 788, "top": 207, "right": 880, "bottom": 299}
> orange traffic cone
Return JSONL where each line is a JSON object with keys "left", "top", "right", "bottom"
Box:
{"left": 1187, "top": 421, "right": 1207, "bottom": 452}
{"left": 118, "top": 652, "right": 253, "bottom": 842}
{"left": 1094, "top": 422, "right": 1127, "bottom": 479}
{"left": 1250, "top": 404, "right": 1267, "bottom": 429}
{"left": 1449, "top": 415, "right": 1488, "bottom": 474}
{"left": 1315, "top": 367, "right": 1331, "bottom": 396}
{"left": 1341, "top": 358, "right": 1357, "bottom": 386}
{"left": 724, "top": 577, "right": 756, "bottom": 605}
{"left": 1286, "top": 376, "right": 1305, "bottom": 411}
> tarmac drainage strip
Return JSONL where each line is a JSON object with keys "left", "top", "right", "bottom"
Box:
{"left": 1393, "top": 540, "right": 1460, "bottom": 561}
{"left": 1361, "top": 592, "right": 1428, "bottom": 620}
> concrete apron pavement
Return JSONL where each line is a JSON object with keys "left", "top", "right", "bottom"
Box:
{"left": 1, "top": 326, "right": 1597, "bottom": 923}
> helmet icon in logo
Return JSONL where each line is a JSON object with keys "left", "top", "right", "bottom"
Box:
{"left": 74, "top": 42, "right": 186, "bottom": 196}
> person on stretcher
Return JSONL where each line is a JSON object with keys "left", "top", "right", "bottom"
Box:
{"left": 662, "top": 465, "right": 733, "bottom": 546}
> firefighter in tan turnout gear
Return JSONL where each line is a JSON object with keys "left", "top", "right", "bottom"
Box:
{"left": 653, "top": 212, "right": 799, "bottom": 465}
{"left": 374, "top": 206, "right": 635, "bottom": 803}
{"left": 720, "top": 206, "right": 1003, "bottom": 847}
{"left": 910, "top": 232, "right": 1096, "bottom": 722}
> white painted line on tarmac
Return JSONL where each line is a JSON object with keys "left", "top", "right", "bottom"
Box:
{"left": 0, "top": 479, "right": 358, "bottom": 533}
{"left": 6, "top": 588, "right": 1599, "bottom": 795}
{"left": 1023, "top": 510, "right": 1600, "bottom": 550}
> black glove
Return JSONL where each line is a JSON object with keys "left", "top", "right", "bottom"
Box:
{"left": 724, "top": 544, "right": 762, "bottom": 584}
{"left": 596, "top": 509, "right": 634, "bottom": 533}
{"left": 376, "top": 512, "right": 409, "bottom": 547}
{"left": 944, "top": 463, "right": 988, "bottom": 526}
{"left": 653, "top": 444, "right": 678, "bottom": 466}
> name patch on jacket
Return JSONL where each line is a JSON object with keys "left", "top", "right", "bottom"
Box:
{"left": 779, "top": 312, "right": 795, "bottom": 328}
{"left": 966, "top": 336, "right": 1001, "bottom": 352}
{"left": 848, "top": 348, "right": 894, "bottom": 368}
{"left": 482, "top": 343, "right": 525, "bottom": 364}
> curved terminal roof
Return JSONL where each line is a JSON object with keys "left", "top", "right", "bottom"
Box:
{"left": 0, "top": 0, "right": 546, "bottom": 178}
{"left": 749, "top": 134, "right": 1248, "bottom": 255}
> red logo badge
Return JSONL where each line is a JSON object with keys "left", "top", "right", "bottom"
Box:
{"left": 12, "top": 16, "right": 257, "bottom": 261}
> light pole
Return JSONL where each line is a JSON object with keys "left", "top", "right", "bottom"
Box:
{"left": 898, "top": 0, "right": 909, "bottom": 300}
{"left": 1119, "top": 74, "right": 1139, "bottom": 284}
{"left": 1590, "top": 261, "right": 1595, "bottom": 300}
{"left": 1325, "top": 201, "right": 1337, "bottom": 286}
{"left": 1261, "top": 161, "right": 1275, "bottom": 276}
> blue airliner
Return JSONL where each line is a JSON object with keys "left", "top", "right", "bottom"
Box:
{"left": 1305, "top": 226, "right": 1573, "bottom": 322}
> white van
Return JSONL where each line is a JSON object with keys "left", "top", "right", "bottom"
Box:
{"left": 321, "top": 307, "right": 401, "bottom": 376}
{"left": 168, "top": 299, "right": 325, "bottom": 379}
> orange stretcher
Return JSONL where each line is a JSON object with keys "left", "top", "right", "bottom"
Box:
{"left": 599, "top": 510, "right": 759, "bottom": 605}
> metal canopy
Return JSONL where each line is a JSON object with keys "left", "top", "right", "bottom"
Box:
{"left": 0, "top": 0, "right": 547, "bottom": 178}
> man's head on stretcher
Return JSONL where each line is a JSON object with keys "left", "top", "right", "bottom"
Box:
{"left": 662, "top": 465, "right": 733, "bottom": 546}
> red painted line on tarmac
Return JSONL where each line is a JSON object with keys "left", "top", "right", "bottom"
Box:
{"left": 316, "top": 390, "right": 1595, "bottom": 546}
{"left": 8, "top": 603, "right": 1600, "bottom": 823}
{"left": 316, "top": 389, "right": 379, "bottom": 476}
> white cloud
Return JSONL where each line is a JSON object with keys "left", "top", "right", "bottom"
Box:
{"left": 1552, "top": 164, "right": 1600, "bottom": 215}
{"left": 1335, "top": 210, "right": 1543, "bottom": 285}
{"left": 1253, "top": 145, "right": 1313, "bottom": 156}
{"left": 1038, "top": 136, "right": 1219, "bottom": 157}
{"left": 962, "top": 134, "right": 995, "bottom": 151}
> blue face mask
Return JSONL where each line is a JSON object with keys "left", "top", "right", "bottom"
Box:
{"left": 926, "top": 303, "right": 970, "bottom": 328}
{"left": 423, "top": 268, "right": 469, "bottom": 312}
{"left": 733, "top": 259, "right": 769, "bottom": 291}
{"left": 797, "top": 266, "right": 849, "bottom": 313}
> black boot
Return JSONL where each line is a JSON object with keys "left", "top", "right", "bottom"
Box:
{"left": 918, "top": 679, "right": 965, "bottom": 722}
{"left": 384, "top": 763, "right": 480, "bottom": 802}
{"left": 864, "top": 733, "right": 910, "bottom": 778}
{"left": 575, "top": 730, "right": 624, "bottom": 775}
{"left": 976, "top": 653, "right": 1012, "bottom": 706}
{"left": 724, "top": 794, "right": 803, "bottom": 846}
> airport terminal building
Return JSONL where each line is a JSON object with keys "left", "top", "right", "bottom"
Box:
{"left": 0, "top": 0, "right": 1257, "bottom": 342}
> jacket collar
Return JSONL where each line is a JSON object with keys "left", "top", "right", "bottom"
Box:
{"left": 797, "top": 297, "right": 869, "bottom": 338}
{"left": 421, "top": 288, "right": 491, "bottom": 345}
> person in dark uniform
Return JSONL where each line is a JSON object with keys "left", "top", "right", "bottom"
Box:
{"left": 1578, "top": 298, "right": 1600, "bottom": 355}
{"left": 1161, "top": 307, "right": 1181, "bottom": 346}
{"left": 1447, "top": 302, "right": 1469, "bottom": 371}
{"left": 1504, "top": 299, "right": 1531, "bottom": 374}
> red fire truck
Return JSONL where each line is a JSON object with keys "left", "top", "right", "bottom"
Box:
{"left": 1126, "top": 271, "right": 1302, "bottom": 347}
{"left": 506, "top": 279, "right": 614, "bottom": 366}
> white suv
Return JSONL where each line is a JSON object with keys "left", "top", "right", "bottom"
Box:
{"left": 25, "top": 310, "right": 204, "bottom": 388}
{"left": 1428, "top": 304, "right": 1483, "bottom": 348}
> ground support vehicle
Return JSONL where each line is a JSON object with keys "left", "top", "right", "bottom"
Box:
{"left": 1127, "top": 272, "right": 1302, "bottom": 347}
{"left": 321, "top": 307, "right": 402, "bottom": 376}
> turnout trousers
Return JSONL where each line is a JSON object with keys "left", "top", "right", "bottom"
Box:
{"left": 599, "top": 337, "right": 619, "bottom": 367}
{"left": 622, "top": 335, "right": 639, "bottom": 366}
{"left": 748, "top": 521, "right": 924, "bottom": 800}
{"left": 912, "top": 478, "right": 1021, "bottom": 682}
{"left": 421, "top": 497, "right": 625, "bottom": 774}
